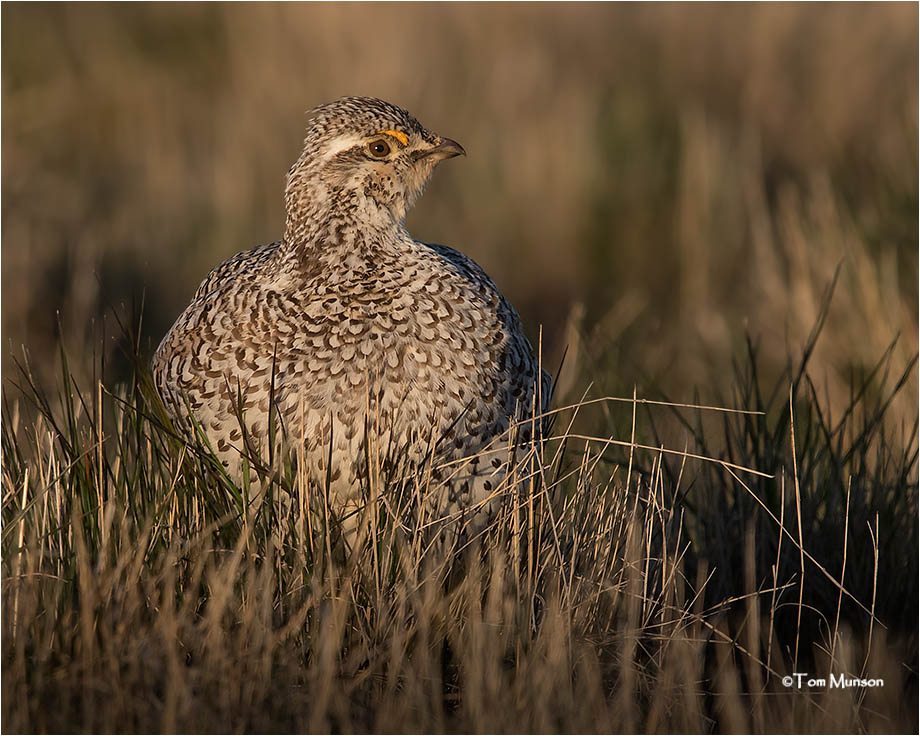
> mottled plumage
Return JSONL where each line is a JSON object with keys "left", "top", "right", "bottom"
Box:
{"left": 153, "top": 97, "right": 550, "bottom": 536}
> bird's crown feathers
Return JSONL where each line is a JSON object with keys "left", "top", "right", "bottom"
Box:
{"left": 304, "top": 96, "right": 435, "bottom": 148}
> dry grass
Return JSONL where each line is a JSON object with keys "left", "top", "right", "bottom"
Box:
{"left": 1, "top": 319, "right": 916, "bottom": 731}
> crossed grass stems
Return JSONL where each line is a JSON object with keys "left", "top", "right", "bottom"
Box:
{"left": 2, "top": 308, "right": 916, "bottom": 730}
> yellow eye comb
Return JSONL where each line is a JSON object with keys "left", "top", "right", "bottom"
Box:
{"left": 378, "top": 129, "right": 409, "bottom": 146}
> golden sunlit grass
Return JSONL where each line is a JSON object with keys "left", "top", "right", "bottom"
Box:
{"left": 2, "top": 311, "right": 916, "bottom": 731}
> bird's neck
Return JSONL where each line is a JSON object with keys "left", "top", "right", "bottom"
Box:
{"left": 280, "top": 183, "right": 409, "bottom": 282}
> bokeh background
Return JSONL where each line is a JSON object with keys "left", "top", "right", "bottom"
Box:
{"left": 2, "top": 3, "right": 917, "bottom": 419}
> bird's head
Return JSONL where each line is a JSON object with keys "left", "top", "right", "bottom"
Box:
{"left": 285, "top": 97, "right": 464, "bottom": 235}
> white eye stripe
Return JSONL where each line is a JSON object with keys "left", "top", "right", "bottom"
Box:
{"left": 319, "top": 134, "right": 365, "bottom": 160}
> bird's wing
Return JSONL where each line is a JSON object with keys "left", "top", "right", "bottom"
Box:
{"left": 192, "top": 241, "right": 281, "bottom": 302}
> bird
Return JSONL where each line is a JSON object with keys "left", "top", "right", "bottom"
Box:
{"left": 152, "top": 96, "right": 551, "bottom": 541}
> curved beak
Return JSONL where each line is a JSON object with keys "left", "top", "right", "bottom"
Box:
{"left": 423, "top": 136, "right": 466, "bottom": 162}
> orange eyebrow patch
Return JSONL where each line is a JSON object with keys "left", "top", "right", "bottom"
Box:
{"left": 378, "top": 129, "right": 409, "bottom": 146}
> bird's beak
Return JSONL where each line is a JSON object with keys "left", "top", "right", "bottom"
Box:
{"left": 423, "top": 137, "right": 466, "bottom": 162}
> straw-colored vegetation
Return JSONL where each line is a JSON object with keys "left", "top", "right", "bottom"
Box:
{"left": 2, "top": 4, "right": 917, "bottom": 733}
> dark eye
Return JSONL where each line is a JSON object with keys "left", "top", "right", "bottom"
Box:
{"left": 368, "top": 139, "right": 391, "bottom": 158}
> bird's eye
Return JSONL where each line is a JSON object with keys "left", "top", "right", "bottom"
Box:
{"left": 368, "top": 139, "right": 391, "bottom": 158}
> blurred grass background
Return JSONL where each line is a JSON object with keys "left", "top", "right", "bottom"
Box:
{"left": 3, "top": 2, "right": 917, "bottom": 419}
